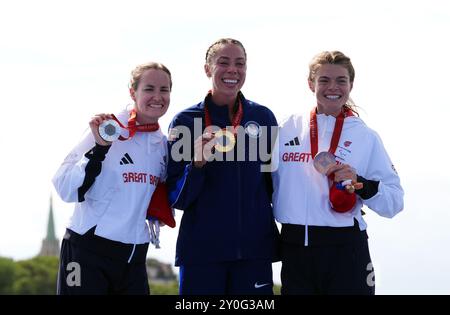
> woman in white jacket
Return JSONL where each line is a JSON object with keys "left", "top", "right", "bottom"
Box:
{"left": 53, "top": 62, "right": 172, "bottom": 295}
{"left": 272, "top": 51, "right": 404, "bottom": 294}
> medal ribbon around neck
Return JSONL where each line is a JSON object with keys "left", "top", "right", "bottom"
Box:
{"left": 203, "top": 91, "right": 243, "bottom": 152}
{"left": 204, "top": 91, "right": 243, "bottom": 133}
{"left": 111, "top": 108, "right": 160, "bottom": 141}
{"left": 309, "top": 106, "right": 353, "bottom": 159}
{"left": 310, "top": 106, "right": 364, "bottom": 201}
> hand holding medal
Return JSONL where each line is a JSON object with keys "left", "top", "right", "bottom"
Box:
{"left": 310, "top": 107, "right": 362, "bottom": 213}
{"left": 99, "top": 119, "right": 121, "bottom": 142}
{"left": 325, "top": 163, "right": 364, "bottom": 194}
{"left": 204, "top": 91, "right": 243, "bottom": 154}
{"left": 93, "top": 109, "right": 160, "bottom": 144}
{"left": 212, "top": 128, "right": 236, "bottom": 153}
{"left": 89, "top": 113, "right": 115, "bottom": 146}
{"left": 193, "top": 132, "right": 216, "bottom": 168}
{"left": 312, "top": 156, "right": 362, "bottom": 213}
{"left": 313, "top": 151, "right": 363, "bottom": 193}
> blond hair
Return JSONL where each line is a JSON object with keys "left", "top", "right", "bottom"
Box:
{"left": 308, "top": 51, "right": 358, "bottom": 115}
{"left": 205, "top": 38, "right": 247, "bottom": 65}
{"left": 130, "top": 62, "right": 172, "bottom": 91}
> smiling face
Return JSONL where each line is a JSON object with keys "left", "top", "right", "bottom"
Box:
{"left": 130, "top": 68, "right": 171, "bottom": 124}
{"left": 308, "top": 64, "right": 353, "bottom": 116}
{"left": 204, "top": 43, "right": 247, "bottom": 106}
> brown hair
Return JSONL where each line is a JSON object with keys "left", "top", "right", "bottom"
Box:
{"left": 308, "top": 51, "right": 358, "bottom": 114}
{"left": 205, "top": 38, "right": 247, "bottom": 65}
{"left": 130, "top": 62, "right": 172, "bottom": 91}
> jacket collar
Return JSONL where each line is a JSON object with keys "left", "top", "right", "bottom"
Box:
{"left": 115, "top": 108, "right": 164, "bottom": 147}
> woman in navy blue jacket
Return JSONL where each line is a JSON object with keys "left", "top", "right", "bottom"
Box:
{"left": 166, "top": 38, "right": 279, "bottom": 295}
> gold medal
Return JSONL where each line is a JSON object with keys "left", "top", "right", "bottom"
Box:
{"left": 204, "top": 91, "right": 243, "bottom": 154}
{"left": 213, "top": 129, "right": 236, "bottom": 153}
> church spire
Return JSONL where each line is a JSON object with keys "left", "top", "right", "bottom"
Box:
{"left": 38, "top": 194, "right": 60, "bottom": 257}
{"left": 46, "top": 195, "right": 56, "bottom": 241}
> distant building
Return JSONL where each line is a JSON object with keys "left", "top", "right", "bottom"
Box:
{"left": 146, "top": 258, "right": 177, "bottom": 284}
{"left": 38, "top": 196, "right": 60, "bottom": 257}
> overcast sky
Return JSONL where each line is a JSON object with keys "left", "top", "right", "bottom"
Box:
{"left": 1, "top": 0, "right": 449, "bottom": 294}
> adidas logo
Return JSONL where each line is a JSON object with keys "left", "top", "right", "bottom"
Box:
{"left": 120, "top": 153, "right": 134, "bottom": 165}
{"left": 285, "top": 137, "right": 300, "bottom": 146}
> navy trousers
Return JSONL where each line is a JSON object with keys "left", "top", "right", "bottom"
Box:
{"left": 179, "top": 260, "right": 274, "bottom": 295}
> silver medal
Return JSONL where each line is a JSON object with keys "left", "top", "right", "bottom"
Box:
{"left": 98, "top": 119, "right": 121, "bottom": 142}
{"left": 313, "top": 151, "right": 336, "bottom": 174}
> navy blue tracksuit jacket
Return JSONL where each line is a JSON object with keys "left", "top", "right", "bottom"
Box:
{"left": 166, "top": 93, "right": 280, "bottom": 266}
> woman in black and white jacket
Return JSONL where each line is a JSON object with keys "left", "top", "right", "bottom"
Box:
{"left": 53, "top": 62, "right": 172, "bottom": 295}
{"left": 272, "top": 51, "right": 404, "bottom": 295}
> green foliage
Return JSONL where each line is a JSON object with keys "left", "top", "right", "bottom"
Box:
{"left": 273, "top": 284, "right": 281, "bottom": 295}
{"left": 150, "top": 280, "right": 179, "bottom": 295}
{"left": 146, "top": 258, "right": 162, "bottom": 267}
{"left": 0, "top": 257, "right": 17, "bottom": 294}
{"left": 0, "top": 255, "right": 280, "bottom": 295}
{"left": 149, "top": 281, "right": 281, "bottom": 295}
{"left": 13, "top": 256, "right": 59, "bottom": 295}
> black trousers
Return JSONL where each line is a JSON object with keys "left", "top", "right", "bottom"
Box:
{"left": 57, "top": 227, "right": 150, "bottom": 295}
{"left": 280, "top": 222, "right": 375, "bottom": 295}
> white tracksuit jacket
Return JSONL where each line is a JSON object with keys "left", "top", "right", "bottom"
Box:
{"left": 52, "top": 108, "right": 167, "bottom": 245}
{"left": 272, "top": 111, "right": 404, "bottom": 238}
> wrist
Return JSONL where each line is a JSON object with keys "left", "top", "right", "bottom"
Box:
{"left": 193, "top": 160, "right": 206, "bottom": 168}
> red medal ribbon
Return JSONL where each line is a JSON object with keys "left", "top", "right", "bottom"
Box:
{"left": 204, "top": 91, "right": 243, "bottom": 134}
{"left": 111, "top": 109, "right": 160, "bottom": 141}
{"left": 310, "top": 106, "right": 357, "bottom": 213}
{"left": 309, "top": 106, "right": 353, "bottom": 159}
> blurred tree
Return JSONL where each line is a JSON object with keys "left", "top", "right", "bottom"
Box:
{"left": 0, "top": 257, "right": 17, "bottom": 294}
{"left": 1, "top": 255, "right": 280, "bottom": 295}
{"left": 12, "top": 256, "right": 59, "bottom": 295}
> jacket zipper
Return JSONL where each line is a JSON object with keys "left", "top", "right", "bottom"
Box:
{"left": 236, "top": 160, "right": 242, "bottom": 259}
{"left": 127, "top": 244, "right": 136, "bottom": 263}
